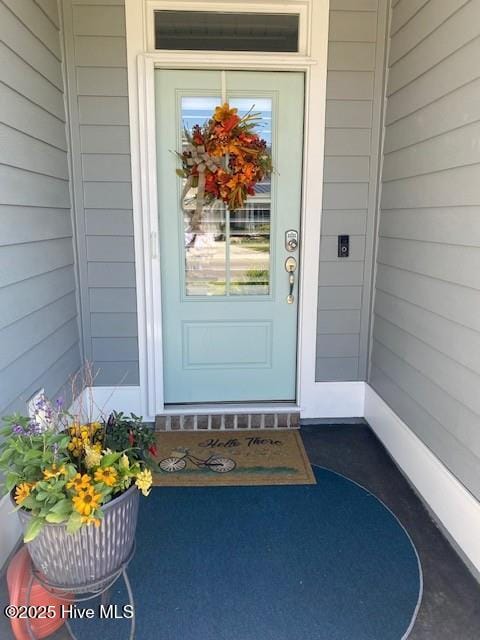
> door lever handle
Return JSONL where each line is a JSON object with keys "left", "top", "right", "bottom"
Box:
{"left": 288, "top": 271, "right": 295, "bottom": 304}
{"left": 285, "top": 257, "right": 297, "bottom": 304}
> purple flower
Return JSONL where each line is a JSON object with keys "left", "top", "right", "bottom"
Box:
{"left": 12, "top": 424, "right": 24, "bottom": 435}
{"left": 55, "top": 397, "right": 64, "bottom": 409}
{"left": 28, "top": 420, "right": 43, "bottom": 435}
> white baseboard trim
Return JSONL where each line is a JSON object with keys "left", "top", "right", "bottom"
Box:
{"left": 0, "top": 494, "right": 21, "bottom": 570}
{"left": 302, "top": 381, "right": 365, "bottom": 419}
{"left": 365, "top": 384, "right": 480, "bottom": 574}
{"left": 72, "top": 382, "right": 366, "bottom": 422}
{"left": 72, "top": 386, "right": 147, "bottom": 420}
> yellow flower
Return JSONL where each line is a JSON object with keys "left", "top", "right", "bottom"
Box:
{"left": 66, "top": 473, "right": 91, "bottom": 492}
{"left": 119, "top": 454, "right": 130, "bottom": 470}
{"left": 72, "top": 486, "right": 102, "bottom": 517}
{"left": 69, "top": 422, "right": 81, "bottom": 437}
{"left": 135, "top": 469, "right": 153, "bottom": 497}
{"left": 81, "top": 515, "right": 101, "bottom": 527}
{"left": 84, "top": 444, "right": 102, "bottom": 470}
{"left": 94, "top": 466, "right": 118, "bottom": 487}
{"left": 14, "top": 483, "right": 33, "bottom": 505}
{"left": 68, "top": 436, "right": 83, "bottom": 457}
{"left": 43, "top": 464, "right": 66, "bottom": 479}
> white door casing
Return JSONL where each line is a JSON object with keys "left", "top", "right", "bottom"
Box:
{"left": 125, "top": 0, "right": 335, "bottom": 419}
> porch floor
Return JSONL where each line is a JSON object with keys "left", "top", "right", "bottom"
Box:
{"left": 1, "top": 423, "right": 479, "bottom": 639}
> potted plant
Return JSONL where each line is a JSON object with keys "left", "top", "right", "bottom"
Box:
{"left": 0, "top": 394, "right": 154, "bottom": 590}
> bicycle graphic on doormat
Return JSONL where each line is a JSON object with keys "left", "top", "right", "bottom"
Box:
{"left": 158, "top": 448, "right": 236, "bottom": 474}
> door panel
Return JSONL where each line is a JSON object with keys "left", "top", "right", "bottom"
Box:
{"left": 183, "top": 321, "right": 272, "bottom": 369}
{"left": 156, "top": 70, "right": 304, "bottom": 403}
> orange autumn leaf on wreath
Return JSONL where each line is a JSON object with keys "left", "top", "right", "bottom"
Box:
{"left": 240, "top": 163, "right": 256, "bottom": 182}
{"left": 177, "top": 102, "right": 273, "bottom": 213}
{"left": 219, "top": 115, "right": 241, "bottom": 134}
{"left": 209, "top": 140, "right": 241, "bottom": 157}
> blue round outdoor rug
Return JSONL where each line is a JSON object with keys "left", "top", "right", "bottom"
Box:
{"left": 71, "top": 466, "right": 422, "bottom": 640}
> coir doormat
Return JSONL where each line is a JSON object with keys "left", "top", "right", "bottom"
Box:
{"left": 151, "top": 430, "right": 315, "bottom": 487}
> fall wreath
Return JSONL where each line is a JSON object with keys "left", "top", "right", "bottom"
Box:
{"left": 177, "top": 103, "right": 273, "bottom": 232}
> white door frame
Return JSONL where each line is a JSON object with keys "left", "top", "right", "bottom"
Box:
{"left": 125, "top": 0, "right": 358, "bottom": 420}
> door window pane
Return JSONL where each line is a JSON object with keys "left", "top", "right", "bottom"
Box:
{"left": 228, "top": 98, "right": 272, "bottom": 295}
{"left": 180, "top": 96, "right": 272, "bottom": 297}
{"left": 155, "top": 11, "right": 299, "bottom": 52}
{"left": 182, "top": 97, "right": 226, "bottom": 296}
{"left": 229, "top": 203, "right": 270, "bottom": 296}
{"left": 184, "top": 205, "right": 227, "bottom": 296}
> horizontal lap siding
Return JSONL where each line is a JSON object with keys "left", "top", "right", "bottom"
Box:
{"left": 64, "top": 1, "right": 388, "bottom": 388}
{"left": 371, "top": 0, "right": 480, "bottom": 499}
{"left": 317, "top": 2, "right": 387, "bottom": 381}
{"left": 0, "top": 0, "right": 80, "bottom": 414}
{"left": 65, "top": 0, "right": 138, "bottom": 386}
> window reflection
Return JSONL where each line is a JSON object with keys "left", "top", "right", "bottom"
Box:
{"left": 155, "top": 11, "right": 299, "bottom": 53}
{"left": 184, "top": 204, "right": 227, "bottom": 296}
{"left": 229, "top": 204, "right": 270, "bottom": 295}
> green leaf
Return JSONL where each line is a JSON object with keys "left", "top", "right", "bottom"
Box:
{"left": 45, "top": 512, "right": 68, "bottom": 524}
{"left": 24, "top": 466, "right": 41, "bottom": 479}
{"left": 36, "top": 491, "right": 49, "bottom": 501}
{"left": 58, "top": 436, "right": 70, "bottom": 450}
{"left": 23, "top": 517, "right": 45, "bottom": 542}
{"left": 24, "top": 449, "right": 42, "bottom": 461}
{"left": 50, "top": 499, "right": 71, "bottom": 515}
{"left": 21, "top": 496, "right": 37, "bottom": 510}
{"left": 0, "top": 448, "right": 14, "bottom": 463}
{"left": 100, "top": 452, "right": 122, "bottom": 468}
{"left": 5, "top": 473, "right": 19, "bottom": 492}
{"left": 65, "top": 464, "right": 77, "bottom": 479}
{"left": 66, "top": 511, "right": 83, "bottom": 535}
{"left": 95, "top": 484, "right": 112, "bottom": 499}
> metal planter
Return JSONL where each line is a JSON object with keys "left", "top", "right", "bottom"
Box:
{"left": 16, "top": 485, "right": 139, "bottom": 591}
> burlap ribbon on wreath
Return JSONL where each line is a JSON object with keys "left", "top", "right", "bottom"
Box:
{"left": 181, "top": 144, "right": 221, "bottom": 232}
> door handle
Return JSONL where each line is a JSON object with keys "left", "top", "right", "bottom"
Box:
{"left": 285, "top": 257, "right": 297, "bottom": 304}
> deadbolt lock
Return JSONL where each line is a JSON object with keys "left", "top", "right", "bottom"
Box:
{"left": 285, "top": 230, "right": 299, "bottom": 252}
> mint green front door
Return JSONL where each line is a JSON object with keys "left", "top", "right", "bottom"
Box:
{"left": 156, "top": 70, "right": 304, "bottom": 403}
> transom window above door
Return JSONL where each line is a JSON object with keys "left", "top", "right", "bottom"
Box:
{"left": 145, "top": 2, "right": 310, "bottom": 55}
{"left": 154, "top": 10, "right": 300, "bottom": 52}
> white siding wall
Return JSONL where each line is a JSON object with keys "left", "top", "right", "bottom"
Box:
{"left": 62, "top": 0, "right": 139, "bottom": 386}
{"left": 0, "top": 0, "right": 81, "bottom": 414}
{"left": 317, "top": 0, "right": 388, "bottom": 381}
{"left": 370, "top": 0, "right": 480, "bottom": 499}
